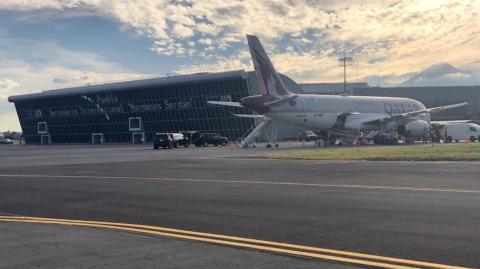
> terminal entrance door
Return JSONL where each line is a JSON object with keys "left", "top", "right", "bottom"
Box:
{"left": 92, "top": 133, "right": 104, "bottom": 144}
{"left": 132, "top": 132, "right": 145, "bottom": 144}
{"left": 40, "top": 135, "right": 51, "bottom": 145}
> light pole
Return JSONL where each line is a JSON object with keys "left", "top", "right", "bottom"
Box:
{"left": 338, "top": 54, "right": 353, "bottom": 95}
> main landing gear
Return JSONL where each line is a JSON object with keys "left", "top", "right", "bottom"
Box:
{"left": 318, "top": 130, "right": 337, "bottom": 146}
{"left": 266, "top": 143, "right": 279, "bottom": 148}
{"left": 373, "top": 135, "right": 399, "bottom": 145}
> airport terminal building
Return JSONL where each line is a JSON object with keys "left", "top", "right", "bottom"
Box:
{"left": 8, "top": 70, "right": 302, "bottom": 144}
{"left": 8, "top": 70, "right": 480, "bottom": 144}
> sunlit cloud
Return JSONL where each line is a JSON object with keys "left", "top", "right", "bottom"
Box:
{"left": 0, "top": 1, "right": 479, "bottom": 87}
{"left": 1, "top": 1, "right": 479, "bottom": 81}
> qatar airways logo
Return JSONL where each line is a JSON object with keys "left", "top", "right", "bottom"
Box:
{"left": 384, "top": 103, "right": 420, "bottom": 114}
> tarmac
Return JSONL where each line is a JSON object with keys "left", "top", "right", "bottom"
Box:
{"left": 0, "top": 143, "right": 479, "bottom": 268}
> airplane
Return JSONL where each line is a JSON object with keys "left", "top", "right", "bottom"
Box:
{"left": 208, "top": 35, "right": 470, "bottom": 146}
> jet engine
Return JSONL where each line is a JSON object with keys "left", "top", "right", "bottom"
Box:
{"left": 403, "top": 119, "right": 431, "bottom": 139}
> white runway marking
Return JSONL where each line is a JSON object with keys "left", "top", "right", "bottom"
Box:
{"left": 0, "top": 174, "right": 479, "bottom": 194}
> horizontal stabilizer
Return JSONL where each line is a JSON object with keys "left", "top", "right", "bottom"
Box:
{"left": 207, "top": 101, "right": 243, "bottom": 107}
{"left": 233, "top": 114, "right": 265, "bottom": 119}
{"left": 263, "top": 95, "right": 298, "bottom": 106}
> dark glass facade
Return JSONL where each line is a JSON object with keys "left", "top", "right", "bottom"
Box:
{"left": 10, "top": 71, "right": 255, "bottom": 144}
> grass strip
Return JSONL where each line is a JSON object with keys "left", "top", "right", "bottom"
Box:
{"left": 269, "top": 143, "right": 480, "bottom": 161}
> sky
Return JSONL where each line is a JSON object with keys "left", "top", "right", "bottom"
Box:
{"left": 1, "top": 0, "right": 480, "bottom": 131}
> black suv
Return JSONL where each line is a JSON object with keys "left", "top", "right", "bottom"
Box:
{"left": 153, "top": 133, "right": 174, "bottom": 149}
{"left": 298, "top": 131, "right": 318, "bottom": 142}
{"left": 180, "top": 131, "right": 199, "bottom": 147}
{"left": 193, "top": 132, "right": 228, "bottom": 147}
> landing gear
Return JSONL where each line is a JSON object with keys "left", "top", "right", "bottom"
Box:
{"left": 373, "top": 135, "right": 398, "bottom": 145}
{"left": 319, "top": 130, "right": 336, "bottom": 147}
{"left": 405, "top": 137, "right": 415, "bottom": 144}
{"left": 329, "top": 136, "right": 336, "bottom": 146}
{"left": 265, "top": 143, "right": 279, "bottom": 148}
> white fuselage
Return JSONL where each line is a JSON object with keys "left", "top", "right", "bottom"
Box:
{"left": 265, "top": 95, "right": 430, "bottom": 132}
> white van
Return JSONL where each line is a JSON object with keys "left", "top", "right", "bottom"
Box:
{"left": 443, "top": 123, "right": 480, "bottom": 143}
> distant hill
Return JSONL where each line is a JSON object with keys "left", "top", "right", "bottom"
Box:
{"left": 399, "top": 63, "right": 476, "bottom": 87}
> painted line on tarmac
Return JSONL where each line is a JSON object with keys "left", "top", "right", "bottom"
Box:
{"left": 0, "top": 216, "right": 470, "bottom": 269}
{"left": 0, "top": 174, "right": 479, "bottom": 194}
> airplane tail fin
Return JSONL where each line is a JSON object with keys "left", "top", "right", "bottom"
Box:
{"left": 247, "top": 35, "right": 294, "bottom": 98}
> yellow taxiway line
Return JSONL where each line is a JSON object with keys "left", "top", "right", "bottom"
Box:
{"left": 0, "top": 216, "right": 471, "bottom": 269}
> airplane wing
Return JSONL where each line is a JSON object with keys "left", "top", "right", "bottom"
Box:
{"left": 207, "top": 101, "right": 243, "bottom": 107}
{"left": 430, "top": 120, "right": 475, "bottom": 127}
{"left": 396, "top": 101, "right": 470, "bottom": 118}
{"left": 363, "top": 101, "right": 471, "bottom": 126}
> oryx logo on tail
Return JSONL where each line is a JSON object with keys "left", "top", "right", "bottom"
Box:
{"left": 247, "top": 35, "right": 294, "bottom": 98}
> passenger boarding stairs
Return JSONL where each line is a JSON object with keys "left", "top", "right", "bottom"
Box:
{"left": 239, "top": 118, "right": 273, "bottom": 147}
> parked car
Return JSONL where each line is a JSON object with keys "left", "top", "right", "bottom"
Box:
{"left": 0, "top": 138, "right": 14, "bottom": 145}
{"left": 443, "top": 122, "right": 480, "bottom": 143}
{"left": 169, "top": 133, "right": 188, "bottom": 148}
{"left": 154, "top": 133, "right": 191, "bottom": 149}
{"left": 153, "top": 133, "right": 174, "bottom": 149}
{"left": 179, "top": 131, "right": 200, "bottom": 147}
{"left": 298, "top": 131, "right": 318, "bottom": 142}
{"left": 193, "top": 132, "right": 228, "bottom": 147}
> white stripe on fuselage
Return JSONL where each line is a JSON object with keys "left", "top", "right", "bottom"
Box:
{"left": 265, "top": 95, "right": 428, "bottom": 131}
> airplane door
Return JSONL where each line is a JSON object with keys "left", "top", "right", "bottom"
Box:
{"left": 298, "top": 97, "right": 307, "bottom": 122}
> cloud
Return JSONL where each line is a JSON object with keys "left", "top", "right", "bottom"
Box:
{"left": 0, "top": 36, "right": 148, "bottom": 131}
{"left": 0, "top": 0, "right": 479, "bottom": 86}
{"left": 0, "top": 111, "right": 20, "bottom": 131}
{"left": 0, "top": 78, "right": 20, "bottom": 99}
{"left": 198, "top": 38, "right": 213, "bottom": 46}
{"left": 172, "top": 23, "right": 194, "bottom": 38}
{"left": 0, "top": 37, "right": 148, "bottom": 94}
{"left": 0, "top": 1, "right": 333, "bottom": 56}
{"left": 444, "top": 72, "right": 471, "bottom": 79}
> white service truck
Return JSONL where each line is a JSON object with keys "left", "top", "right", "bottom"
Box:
{"left": 442, "top": 122, "right": 480, "bottom": 143}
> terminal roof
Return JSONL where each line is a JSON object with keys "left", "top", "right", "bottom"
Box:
{"left": 8, "top": 70, "right": 247, "bottom": 102}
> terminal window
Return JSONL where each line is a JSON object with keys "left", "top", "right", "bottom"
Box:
{"left": 37, "top": 122, "right": 48, "bottom": 134}
{"left": 129, "top": 117, "right": 142, "bottom": 131}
